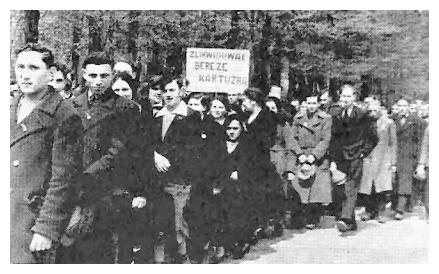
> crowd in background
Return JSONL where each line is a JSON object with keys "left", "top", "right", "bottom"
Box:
{"left": 10, "top": 44, "right": 429, "bottom": 264}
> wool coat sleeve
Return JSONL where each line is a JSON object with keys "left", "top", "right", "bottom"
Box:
{"left": 83, "top": 104, "right": 138, "bottom": 177}
{"left": 284, "top": 122, "right": 300, "bottom": 173}
{"left": 311, "top": 115, "right": 332, "bottom": 160}
{"left": 389, "top": 121, "right": 398, "bottom": 166}
{"left": 360, "top": 115, "right": 379, "bottom": 158}
{"left": 419, "top": 126, "right": 429, "bottom": 167}
{"left": 31, "top": 113, "right": 84, "bottom": 242}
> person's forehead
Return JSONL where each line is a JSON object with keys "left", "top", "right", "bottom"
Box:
{"left": 114, "top": 62, "right": 132, "bottom": 71}
{"left": 85, "top": 64, "right": 112, "bottom": 73}
{"left": 228, "top": 120, "right": 240, "bottom": 127}
{"left": 188, "top": 98, "right": 200, "bottom": 104}
{"left": 16, "top": 51, "right": 46, "bottom": 65}
{"left": 164, "top": 80, "right": 179, "bottom": 90}
{"left": 397, "top": 100, "right": 408, "bottom": 106}
{"left": 112, "top": 78, "right": 130, "bottom": 88}
{"left": 341, "top": 87, "right": 355, "bottom": 96}
{"left": 53, "top": 70, "right": 64, "bottom": 78}
{"left": 212, "top": 99, "right": 225, "bottom": 107}
{"left": 306, "top": 96, "right": 318, "bottom": 103}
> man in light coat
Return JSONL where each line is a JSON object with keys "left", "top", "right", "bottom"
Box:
{"left": 359, "top": 101, "right": 397, "bottom": 223}
{"left": 285, "top": 95, "right": 332, "bottom": 229}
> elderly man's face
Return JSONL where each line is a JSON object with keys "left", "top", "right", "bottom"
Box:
{"left": 340, "top": 87, "right": 355, "bottom": 108}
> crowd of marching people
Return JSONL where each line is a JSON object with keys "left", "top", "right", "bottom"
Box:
{"left": 11, "top": 44, "right": 429, "bottom": 264}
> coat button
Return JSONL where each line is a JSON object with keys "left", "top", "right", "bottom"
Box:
{"left": 20, "top": 124, "right": 27, "bottom": 132}
{"left": 12, "top": 160, "right": 19, "bottom": 167}
{"left": 86, "top": 113, "right": 91, "bottom": 120}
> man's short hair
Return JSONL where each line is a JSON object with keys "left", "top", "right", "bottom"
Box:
{"left": 244, "top": 87, "right": 266, "bottom": 107}
{"left": 161, "top": 73, "right": 187, "bottom": 90}
{"left": 15, "top": 43, "right": 54, "bottom": 68}
{"left": 82, "top": 51, "right": 114, "bottom": 69}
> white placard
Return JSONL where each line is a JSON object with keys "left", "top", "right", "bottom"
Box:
{"left": 186, "top": 47, "right": 250, "bottom": 93}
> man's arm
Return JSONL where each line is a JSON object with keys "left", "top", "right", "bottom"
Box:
{"left": 312, "top": 115, "right": 332, "bottom": 160}
{"left": 31, "top": 113, "right": 84, "bottom": 242}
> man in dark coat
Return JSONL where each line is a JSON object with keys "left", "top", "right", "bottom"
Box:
{"left": 329, "top": 85, "right": 378, "bottom": 232}
{"left": 66, "top": 52, "right": 147, "bottom": 263}
{"left": 393, "top": 99, "right": 424, "bottom": 220}
{"left": 151, "top": 75, "right": 202, "bottom": 263}
{"left": 11, "top": 44, "right": 83, "bottom": 263}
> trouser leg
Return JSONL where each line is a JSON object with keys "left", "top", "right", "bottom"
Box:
{"left": 396, "top": 194, "right": 408, "bottom": 213}
{"left": 341, "top": 179, "right": 359, "bottom": 222}
{"left": 165, "top": 184, "right": 191, "bottom": 256}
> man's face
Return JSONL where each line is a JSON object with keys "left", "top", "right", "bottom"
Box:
{"left": 291, "top": 100, "right": 300, "bottom": 110}
{"left": 300, "top": 101, "right": 308, "bottom": 113}
{"left": 397, "top": 100, "right": 409, "bottom": 116}
{"left": 306, "top": 96, "right": 319, "bottom": 114}
{"left": 228, "top": 92, "right": 239, "bottom": 105}
{"left": 241, "top": 96, "right": 255, "bottom": 112}
{"left": 226, "top": 120, "right": 242, "bottom": 141}
{"left": 368, "top": 103, "right": 381, "bottom": 119}
{"left": 148, "top": 85, "right": 162, "bottom": 105}
{"left": 409, "top": 104, "right": 417, "bottom": 114}
{"left": 163, "top": 80, "right": 182, "bottom": 109}
{"left": 266, "top": 100, "right": 278, "bottom": 113}
{"left": 392, "top": 104, "right": 399, "bottom": 115}
{"left": 112, "top": 78, "right": 133, "bottom": 100}
{"left": 187, "top": 98, "right": 203, "bottom": 112}
{"left": 340, "top": 87, "right": 355, "bottom": 108}
{"left": 49, "top": 70, "right": 66, "bottom": 92}
{"left": 83, "top": 64, "right": 113, "bottom": 95}
{"left": 15, "top": 51, "right": 51, "bottom": 95}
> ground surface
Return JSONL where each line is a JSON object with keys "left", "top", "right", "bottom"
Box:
{"left": 223, "top": 206, "right": 428, "bottom": 264}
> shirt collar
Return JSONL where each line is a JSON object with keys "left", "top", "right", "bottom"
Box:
{"left": 155, "top": 100, "right": 188, "bottom": 117}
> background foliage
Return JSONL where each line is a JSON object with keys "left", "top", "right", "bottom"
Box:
{"left": 10, "top": 10, "right": 429, "bottom": 103}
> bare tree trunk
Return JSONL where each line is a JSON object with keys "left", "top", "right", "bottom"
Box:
{"left": 71, "top": 12, "right": 81, "bottom": 86}
{"left": 24, "top": 10, "right": 39, "bottom": 43}
{"left": 127, "top": 11, "right": 141, "bottom": 62}
{"left": 280, "top": 54, "right": 290, "bottom": 100}
{"left": 88, "top": 12, "right": 103, "bottom": 52}
{"left": 259, "top": 12, "right": 272, "bottom": 93}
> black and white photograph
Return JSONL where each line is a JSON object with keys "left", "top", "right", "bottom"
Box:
{"left": 8, "top": 5, "right": 431, "bottom": 265}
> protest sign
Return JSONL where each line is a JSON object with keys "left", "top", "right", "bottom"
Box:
{"left": 186, "top": 47, "right": 250, "bottom": 93}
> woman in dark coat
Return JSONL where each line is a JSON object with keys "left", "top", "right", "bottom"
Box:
{"left": 214, "top": 115, "right": 260, "bottom": 259}
{"left": 241, "top": 88, "right": 284, "bottom": 238}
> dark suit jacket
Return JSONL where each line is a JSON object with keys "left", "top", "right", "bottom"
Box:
{"left": 151, "top": 105, "right": 202, "bottom": 187}
{"left": 10, "top": 88, "right": 83, "bottom": 262}
{"left": 329, "top": 105, "right": 378, "bottom": 177}
{"left": 71, "top": 90, "right": 144, "bottom": 204}
{"left": 394, "top": 114, "right": 423, "bottom": 194}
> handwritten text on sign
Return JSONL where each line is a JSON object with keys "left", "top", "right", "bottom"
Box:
{"left": 186, "top": 48, "right": 250, "bottom": 93}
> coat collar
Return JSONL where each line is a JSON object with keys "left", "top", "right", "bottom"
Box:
{"left": 10, "top": 87, "right": 64, "bottom": 147}
{"left": 155, "top": 100, "right": 188, "bottom": 118}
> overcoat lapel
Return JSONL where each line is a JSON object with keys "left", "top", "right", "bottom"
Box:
{"left": 10, "top": 91, "right": 62, "bottom": 147}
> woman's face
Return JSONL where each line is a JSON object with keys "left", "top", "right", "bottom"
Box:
{"left": 266, "top": 100, "right": 278, "bottom": 113}
{"left": 188, "top": 98, "right": 203, "bottom": 112}
{"left": 226, "top": 120, "right": 242, "bottom": 141}
{"left": 210, "top": 99, "right": 227, "bottom": 119}
{"left": 112, "top": 78, "right": 133, "bottom": 100}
